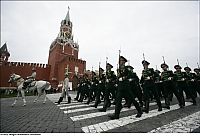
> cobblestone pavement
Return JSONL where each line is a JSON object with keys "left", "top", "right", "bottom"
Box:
{"left": 1, "top": 91, "right": 200, "bottom": 133}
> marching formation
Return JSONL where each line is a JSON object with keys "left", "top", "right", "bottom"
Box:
{"left": 65, "top": 53, "right": 200, "bottom": 120}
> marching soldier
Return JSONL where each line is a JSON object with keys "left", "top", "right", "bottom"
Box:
{"left": 160, "top": 63, "right": 184, "bottom": 109}
{"left": 92, "top": 67, "right": 106, "bottom": 108}
{"left": 194, "top": 68, "right": 200, "bottom": 96}
{"left": 99, "top": 63, "right": 117, "bottom": 112}
{"left": 74, "top": 76, "right": 83, "bottom": 101}
{"left": 173, "top": 64, "right": 188, "bottom": 107}
{"left": 86, "top": 71, "right": 98, "bottom": 104}
{"left": 154, "top": 69, "right": 164, "bottom": 99}
{"left": 55, "top": 71, "right": 71, "bottom": 104}
{"left": 124, "top": 65, "right": 143, "bottom": 108}
{"left": 184, "top": 66, "right": 197, "bottom": 105}
{"left": 78, "top": 73, "right": 91, "bottom": 102}
{"left": 108, "top": 56, "right": 143, "bottom": 119}
{"left": 140, "top": 60, "right": 162, "bottom": 113}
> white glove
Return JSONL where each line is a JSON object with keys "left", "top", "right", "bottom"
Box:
{"left": 91, "top": 82, "right": 93, "bottom": 85}
{"left": 119, "top": 78, "right": 123, "bottom": 81}
{"left": 146, "top": 76, "right": 150, "bottom": 80}
{"left": 181, "top": 78, "right": 185, "bottom": 81}
{"left": 129, "top": 79, "right": 133, "bottom": 82}
{"left": 168, "top": 77, "right": 172, "bottom": 80}
{"left": 99, "top": 81, "right": 102, "bottom": 83}
{"left": 191, "top": 79, "right": 194, "bottom": 82}
{"left": 115, "top": 84, "right": 118, "bottom": 87}
{"left": 106, "top": 79, "right": 109, "bottom": 83}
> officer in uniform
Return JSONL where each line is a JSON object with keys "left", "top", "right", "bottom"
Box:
{"left": 99, "top": 63, "right": 117, "bottom": 112}
{"left": 124, "top": 65, "right": 143, "bottom": 108}
{"left": 160, "top": 63, "right": 184, "bottom": 109}
{"left": 174, "top": 64, "right": 187, "bottom": 107}
{"left": 86, "top": 71, "right": 98, "bottom": 104}
{"left": 194, "top": 68, "right": 200, "bottom": 96}
{"left": 184, "top": 66, "right": 197, "bottom": 105}
{"left": 55, "top": 71, "right": 71, "bottom": 104}
{"left": 108, "top": 56, "right": 143, "bottom": 119}
{"left": 154, "top": 69, "right": 164, "bottom": 99}
{"left": 74, "top": 76, "right": 83, "bottom": 101}
{"left": 92, "top": 67, "right": 106, "bottom": 108}
{"left": 78, "top": 73, "right": 91, "bottom": 102}
{"left": 140, "top": 60, "right": 162, "bottom": 113}
{"left": 23, "top": 67, "right": 37, "bottom": 89}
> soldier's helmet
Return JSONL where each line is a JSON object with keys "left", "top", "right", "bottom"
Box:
{"left": 174, "top": 65, "right": 182, "bottom": 69}
{"left": 32, "top": 67, "right": 36, "bottom": 71}
{"left": 119, "top": 56, "right": 127, "bottom": 62}
{"left": 184, "top": 66, "right": 191, "bottom": 71}
{"left": 161, "top": 63, "right": 168, "bottom": 68}
{"left": 142, "top": 60, "right": 150, "bottom": 65}
{"left": 106, "top": 63, "right": 113, "bottom": 69}
{"left": 194, "top": 68, "right": 200, "bottom": 72}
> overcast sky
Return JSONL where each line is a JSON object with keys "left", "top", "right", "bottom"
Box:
{"left": 1, "top": 1, "right": 199, "bottom": 75}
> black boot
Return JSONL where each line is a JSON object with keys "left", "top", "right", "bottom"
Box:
{"left": 55, "top": 97, "right": 63, "bottom": 104}
{"left": 98, "top": 108, "right": 106, "bottom": 112}
{"left": 68, "top": 97, "right": 71, "bottom": 103}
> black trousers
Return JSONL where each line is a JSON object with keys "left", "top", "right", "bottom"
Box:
{"left": 102, "top": 84, "right": 115, "bottom": 110}
{"left": 114, "top": 82, "right": 142, "bottom": 116}
{"left": 94, "top": 84, "right": 105, "bottom": 106}
{"left": 163, "top": 81, "right": 183, "bottom": 106}
{"left": 142, "top": 81, "right": 162, "bottom": 111}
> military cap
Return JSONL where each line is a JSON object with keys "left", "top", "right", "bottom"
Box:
{"left": 106, "top": 63, "right": 113, "bottom": 68}
{"left": 126, "top": 65, "right": 134, "bottom": 70}
{"left": 174, "top": 65, "right": 182, "bottom": 69}
{"left": 99, "top": 67, "right": 104, "bottom": 72}
{"left": 161, "top": 63, "right": 169, "bottom": 68}
{"left": 64, "top": 72, "right": 68, "bottom": 76}
{"left": 142, "top": 60, "right": 150, "bottom": 65}
{"left": 184, "top": 66, "right": 191, "bottom": 71}
{"left": 119, "top": 56, "right": 127, "bottom": 62}
{"left": 194, "top": 68, "right": 200, "bottom": 72}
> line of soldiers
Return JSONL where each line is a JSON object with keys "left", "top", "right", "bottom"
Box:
{"left": 74, "top": 56, "right": 200, "bottom": 119}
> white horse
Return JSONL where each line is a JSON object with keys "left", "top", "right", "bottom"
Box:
{"left": 8, "top": 73, "right": 51, "bottom": 107}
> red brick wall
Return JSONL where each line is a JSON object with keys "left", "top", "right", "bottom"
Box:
{"left": 0, "top": 62, "right": 51, "bottom": 87}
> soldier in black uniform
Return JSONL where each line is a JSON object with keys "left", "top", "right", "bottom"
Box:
{"left": 86, "top": 71, "right": 98, "bottom": 104}
{"left": 74, "top": 76, "right": 83, "bottom": 101}
{"left": 194, "top": 68, "right": 200, "bottom": 96}
{"left": 184, "top": 66, "right": 197, "bottom": 105}
{"left": 124, "top": 65, "right": 143, "bottom": 108}
{"left": 160, "top": 63, "right": 184, "bottom": 109}
{"left": 174, "top": 64, "right": 188, "bottom": 107}
{"left": 92, "top": 67, "right": 106, "bottom": 108}
{"left": 108, "top": 56, "right": 143, "bottom": 119}
{"left": 78, "top": 74, "right": 91, "bottom": 102}
{"left": 99, "top": 63, "right": 117, "bottom": 112}
{"left": 154, "top": 69, "right": 164, "bottom": 99}
{"left": 140, "top": 60, "right": 162, "bottom": 113}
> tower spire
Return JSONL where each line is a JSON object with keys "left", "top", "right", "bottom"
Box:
{"left": 65, "top": 6, "right": 70, "bottom": 22}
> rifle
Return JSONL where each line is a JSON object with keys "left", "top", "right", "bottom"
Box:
{"left": 117, "top": 50, "right": 121, "bottom": 77}
{"left": 177, "top": 59, "right": 180, "bottom": 65}
{"left": 143, "top": 53, "right": 145, "bottom": 61}
{"left": 99, "top": 62, "right": 101, "bottom": 79}
{"left": 197, "top": 62, "right": 200, "bottom": 69}
{"left": 162, "top": 56, "right": 166, "bottom": 64}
